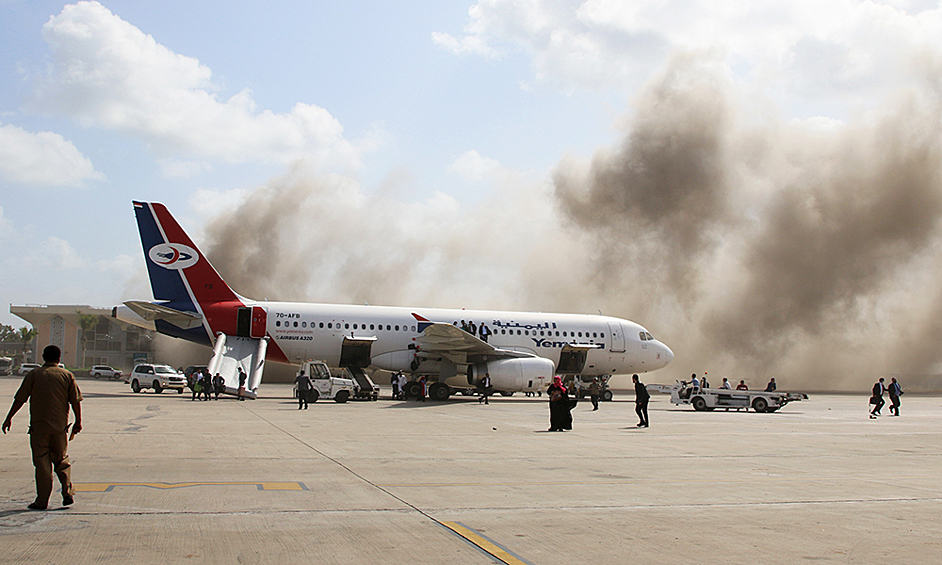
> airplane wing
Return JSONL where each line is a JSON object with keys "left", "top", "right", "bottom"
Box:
{"left": 412, "top": 314, "right": 534, "bottom": 365}
{"left": 123, "top": 300, "right": 204, "bottom": 330}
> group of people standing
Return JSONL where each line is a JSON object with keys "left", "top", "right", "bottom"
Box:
{"left": 390, "top": 371, "right": 408, "bottom": 400}
{"left": 456, "top": 320, "right": 492, "bottom": 342}
{"left": 870, "top": 377, "right": 904, "bottom": 418}
{"left": 191, "top": 368, "right": 225, "bottom": 401}
{"left": 390, "top": 371, "right": 427, "bottom": 401}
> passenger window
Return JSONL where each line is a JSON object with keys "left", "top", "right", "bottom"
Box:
{"left": 328, "top": 323, "right": 332, "bottom": 329}
{"left": 275, "top": 321, "right": 281, "bottom": 327}
{"left": 578, "top": 332, "right": 583, "bottom": 338}
{"left": 593, "top": 332, "right": 597, "bottom": 338}
{"left": 370, "top": 324, "right": 375, "bottom": 330}
{"left": 294, "top": 322, "right": 298, "bottom": 328}
{"left": 395, "top": 325, "right": 400, "bottom": 331}
{"left": 601, "top": 332, "right": 605, "bottom": 338}
{"left": 540, "top": 331, "right": 545, "bottom": 336}
{"left": 517, "top": 330, "right": 522, "bottom": 335}
{"left": 386, "top": 325, "right": 391, "bottom": 331}
{"left": 345, "top": 323, "right": 349, "bottom": 329}
{"left": 302, "top": 322, "right": 307, "bottom": 328}
{"left": 319, "top": 322, "right": 324, "bottom": 328}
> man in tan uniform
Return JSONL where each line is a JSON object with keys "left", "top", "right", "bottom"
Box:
{"left": 2, "top": 345, "right": 83, "bottom": 510}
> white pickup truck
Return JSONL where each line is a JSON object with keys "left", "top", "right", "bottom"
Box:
{"left": 649, "top": 381, "right": 808, "bottom": 413}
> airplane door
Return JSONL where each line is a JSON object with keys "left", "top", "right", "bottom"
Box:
{"left": 237, "top": 307, "right": 251, "bottom": 338}
{"left": 608, "top": 322, "right": 626, "bottom": 352}
{"left": 251, "top": 307, "right": 267, "bottom": 339}
{"left": 339, "top": 336, "right": 376, "bottom": 368}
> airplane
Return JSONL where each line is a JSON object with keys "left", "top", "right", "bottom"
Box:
{"left": 113, "top": 201, "right": 674, "bottom": 400}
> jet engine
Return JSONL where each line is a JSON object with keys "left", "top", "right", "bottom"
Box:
{"left": 467, "top": 358, "right": 555, "bottom": 392}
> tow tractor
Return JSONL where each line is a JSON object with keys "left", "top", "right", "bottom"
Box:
{"left": 295, "top": 360, "right": 356, "bottom": 403}
{"left": 649, "top": 381, "right": 808, "bottom": 413}
{"left": 569, "top": 375, "right": 615, "bottom": 402}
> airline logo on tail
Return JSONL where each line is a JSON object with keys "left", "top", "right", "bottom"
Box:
{"left": 148, "top": 243, "right": 199, "bottom": 270}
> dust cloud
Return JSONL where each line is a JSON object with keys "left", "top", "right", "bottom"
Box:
{"left": 201, "top": 52, "right": 942, "bottom": 391}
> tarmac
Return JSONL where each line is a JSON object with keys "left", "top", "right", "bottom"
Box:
{"left": 1, "top": 377, "right": 940, "bottom": 564}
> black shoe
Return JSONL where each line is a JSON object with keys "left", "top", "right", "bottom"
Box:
{"left": 642, "top": 423, "right": 649, "bottom": 427}
{"left": 63, "top": 495, "right": 74, "bottom": 506}
{"left": 27, "top": 502, "right": 46, "bottom": 510}
{"left": 637, "top": 422, "right": 645, "bottom": 427}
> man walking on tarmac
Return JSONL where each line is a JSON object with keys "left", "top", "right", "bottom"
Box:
{"left": 589, "top": 377, "right": 600, "bottom": 411}
{"left": 633, "top": 374, "right": 649, "bottom": 428}
{"left": 2, "top": 345, "right": 83, "bottom": 510}
{"left": 296, "top": 371, "right": 314, "bottom": 410}
{"left": 870, "top": 377, "right": 886, "bottom": 418}
{"left": 888, "top": 377, "right": 904, "bottom": 416}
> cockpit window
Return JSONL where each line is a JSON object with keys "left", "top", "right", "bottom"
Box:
{"left": 639, "top": 332, "right": 647, "bottom": 341}
{"left": 645, "top": 332, "right": 653, "bottom": 341}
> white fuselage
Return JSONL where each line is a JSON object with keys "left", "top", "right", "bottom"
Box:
{"left": 254, "top": 301, "right": 673, "bottom": 377}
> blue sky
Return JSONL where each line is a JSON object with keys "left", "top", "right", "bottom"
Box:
{"left": 3, "top": 1, "right": 942, "bottom": 383}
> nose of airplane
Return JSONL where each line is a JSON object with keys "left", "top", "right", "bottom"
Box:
{"left": 657, "top": 341, "right": 674, "bottom": 368}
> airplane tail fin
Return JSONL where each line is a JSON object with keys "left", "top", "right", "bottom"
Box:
{"left": 133, "top": 201, "right": 242, "bottom": 343}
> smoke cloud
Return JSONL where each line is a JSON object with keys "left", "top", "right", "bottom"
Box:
{"left": 202, "top": 51, "right": 942, "bottom": 391}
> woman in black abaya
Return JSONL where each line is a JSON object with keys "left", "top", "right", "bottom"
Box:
{"left": 547, "top": 376, "right": 573, "bottom": 431}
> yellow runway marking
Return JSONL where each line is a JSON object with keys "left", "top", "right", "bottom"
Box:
{"left": 74, "top": 481, "right": 308, "bottom": 492}
{"left": 441, "top": 521, "right": 531, "bottom": 565}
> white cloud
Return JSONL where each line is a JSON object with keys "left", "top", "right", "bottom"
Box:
{"left": 450, "top": 150, "right": 501, "bottom": 181}
{"left": 33, "top": 2, "right": 365, "bottom": 170}
{"left": 189, "top": 187, "right": 253, "bottom": 219}
{"left": 33, "top": 236, "right": 85, "bottom": 270}
{"left": 432, "top": 31, "right": 502, "bottom": 58}
{"left": 0, "top": 121, "right": 102, "bottom": 187}
{"left": 436, "top": 1, "right": 942, "bottom": 113}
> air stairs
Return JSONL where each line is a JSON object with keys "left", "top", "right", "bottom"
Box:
{"left": 345, "top": 366, "right": 380, "bottom": 400}
{"left": 206, "top": 332, "right": 268, "bottom": 400}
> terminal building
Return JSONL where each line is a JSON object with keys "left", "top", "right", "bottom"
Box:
{"left": 10, "top": 304, "right": 156, "bottom": 370}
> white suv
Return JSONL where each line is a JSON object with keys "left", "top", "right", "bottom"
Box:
{"left": 18, "top": 363, "right": 40, "bottom": 375}
{"left": 91, "top": 365, "right": 123, "bottom": 380}
{"left": 128, "top": 364, "right": 186, "bottom": 394}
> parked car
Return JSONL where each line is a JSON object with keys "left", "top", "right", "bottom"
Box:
{"left": 127, "top": 364, "right": 186, "bottom": 393}
{"left": 17, "top": 363, "right": 40, "bottom": 375}
{"left": 91, "top": 365, "right": 123, "bottom": 380}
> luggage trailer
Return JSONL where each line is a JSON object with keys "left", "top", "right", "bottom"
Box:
{"left": 648, "top": 381, "right": 808, "bottom": 413}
